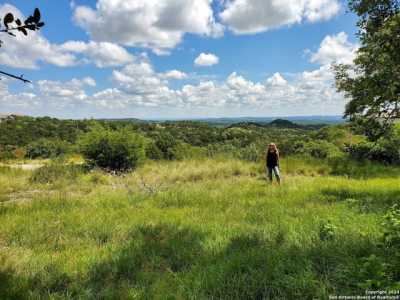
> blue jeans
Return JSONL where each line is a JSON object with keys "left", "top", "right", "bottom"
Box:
{"left": 267, "top": 166, "right": 281, "bottom": 183}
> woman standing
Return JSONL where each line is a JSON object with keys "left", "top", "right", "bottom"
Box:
{"left": 266, "top": 143, "right": 281, "bottom": 184}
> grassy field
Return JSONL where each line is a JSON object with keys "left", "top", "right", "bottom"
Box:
{"left": 0, "top": 158, "right": 399, "bottom": 299}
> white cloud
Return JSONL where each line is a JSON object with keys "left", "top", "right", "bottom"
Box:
{"left": 0, "top": 4, "right": 77, "bottom": 69}
{"left": 0, "top": 4, "right": 135, "bottom": 70}
{"left": 310, "top": 32, "right": 358, "bottom": 65}
{"left": 38, "top": 77, "right": 96, "bottom": 101}
{"left": 194, "top": 53, "right": 219, "bottom": 67}
{"left": 60, "top": 41, "right": 135, "bottom": 67}
{"left": 163, "top": 70, "right": 188, "bottom": 80}
{"left": 0, "top": 30, "right": 350, "bottom": 118}
{"left": 220, "top": 0, "right": 341, "bottom": 34}
{"left": 73, "top": 0, "right": 223, "bottom": 53}
{"left": 266, "top": 73, "right": 288, "bottom": 87}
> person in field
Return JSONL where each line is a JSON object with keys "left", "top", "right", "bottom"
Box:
{"left": 266, "top": 143, "right": 281, "bottom": 184}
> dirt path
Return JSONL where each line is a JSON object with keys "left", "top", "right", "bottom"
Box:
{"left": 0, "top": 163, "right": 44, "bottom": 170}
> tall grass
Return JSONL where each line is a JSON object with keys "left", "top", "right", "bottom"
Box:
{"left": 0, "top": 157, "right": 399, "bottom": 299}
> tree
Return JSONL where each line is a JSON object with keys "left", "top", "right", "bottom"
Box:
{"left": 334, "top": 0, "right": 400, "bottom": 140}
{"left": 78, "top": 127, "right": 146, "bottom": 172}
{"left": 0, "top": 8, "right": 45, "bottom": 83}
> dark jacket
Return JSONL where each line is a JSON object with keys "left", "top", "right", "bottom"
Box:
{"left": 266, "top": 151, "right": 279, "bottom": 168}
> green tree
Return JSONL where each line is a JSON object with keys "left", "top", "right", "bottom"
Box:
{"left": 78, "top": 127, "right": 145, "bottom": 172}
{"left": 334, "top": 0, "right": 400, "bottom": 140}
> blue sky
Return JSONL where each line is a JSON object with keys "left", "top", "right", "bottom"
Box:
{"left": 0, "top": 0, "right": 359, "bottom": 119}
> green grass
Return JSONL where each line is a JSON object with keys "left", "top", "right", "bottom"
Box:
{"left": 0, "top": 158, "right": 399, "bottom": 299}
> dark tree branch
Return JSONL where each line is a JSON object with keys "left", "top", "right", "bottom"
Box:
{"left": 0, "top": 8, "right": 44, "bottom": 83}
{"left": 0, "top": 70, "right": 31, "bottom": 83}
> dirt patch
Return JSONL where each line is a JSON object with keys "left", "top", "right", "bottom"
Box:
{"left": 0, "top": 163, "right": 44, "bottom": 170}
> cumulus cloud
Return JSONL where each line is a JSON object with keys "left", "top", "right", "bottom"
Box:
{"left": 266, "top": 73, "right": 288, "bottom": 87}
{"left": 220, "top": 0, "right": 341, "bottom": 34}
{"left": 309, "top": 32, "right": 359, "bottom": 65}
{"left": 38, "top": 77, "right": 96, "bottom": 100}
{"left": 0, "top": 4, "right": 135, "bottom": 70}
{"left": 60, "top": 41, "right": 135, "bottom": 67}
{"left": 163, "top": 70, "right": 188, "bottom": 79}
{"left": 0, "top": 4, "right": 77, "bottom": 69}
{"left": 1, "top": 29, "right": 351, "bottom": 118}
{"left": 73, "top": 0, "right": 223, "bottom": 54}
{"left": 194, "top": 53, "right": 219, "bottom": 67}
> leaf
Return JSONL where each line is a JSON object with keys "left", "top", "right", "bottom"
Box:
{"left": 33, "top": 8, "right": 41, "bottom": 23}
{"left": 37, "top": 22, "right": 45, "bottom": 28}
{"left": 15, "top": 19, "right": 22, "bottom": 26}
{"left": 8, "top": 32, "right": 16, "bottom": 37}
{"left": 3, "top": 13, "right": 14, "bottom": 28}
{"left": 26, "top": 24, "right": 36, "bottom": 31}
{"left": 18, "top": 27, "right": 28, "bottom": 36}
{"left": 24, "top": 16, "right": 34, "bottom": 25}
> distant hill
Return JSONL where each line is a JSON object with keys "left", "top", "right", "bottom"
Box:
{"left": 227, "top": 119, "right": 327, "bottom": 130}
{"left": 268, "top": 119, "right": 301, "bottom": 128}
{"left": 144, "top": 116, "right": 345, "bottom": 126}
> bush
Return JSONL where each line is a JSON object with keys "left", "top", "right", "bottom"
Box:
{"left": 0, "top": 145, "right": 18, "bottom": 160}
{"left": 347, "top": 140, "right": 400, "bottom": 165}
{"left": 237, "top": 143, "right": 262, "bottom": 162}
{"left": 299, "top": 141, "right": 341, "bottom": 159}
{"left": 26, "top": 138, "right": 70, "bottom": 159}
{"left": 30, "top": 163, "right": 83, "bottom": 184}
{"left": 145, "top": 140, "right": 164, "bottom": 160}
{"left": 78, "top": 127, "right": 145, "bottom": 172}
{"left": 151, "top": 132, "right": 179, "bottom": 160}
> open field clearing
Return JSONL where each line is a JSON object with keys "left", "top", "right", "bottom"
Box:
{"left": 1, "top": 158, "right": 399, "bottom": 299}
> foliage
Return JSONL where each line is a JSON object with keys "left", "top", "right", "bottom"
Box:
{"left": 318, "top": 220, "right": 337, "bottom": 241}
{"left": 150, "top": 132, "right": 179, "bottom": 160}
{"left": 0, "top": 115, "right": 91, "bottom": 146}
{"left": 1, "top": 116, "right": 398, "bottom": 165}
{"left": 29, "top": 163, "right": 83, "bottom": 184}
{"left": 382, "top": 205, "right": 400, "bottom": 249}
{"left": 334, "top": 0, "right": 400, "bottom": 139}
{"left": 346, "top": 128, "right": 400, "bottom": 164}
{"left": 26, "top": 138, "right": 70, "bottom": 159}
{"left": 78, "top": 127, "right": 145, "bottom": 172}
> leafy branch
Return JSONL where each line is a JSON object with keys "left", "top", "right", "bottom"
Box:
{"left": 0, "top": 8, "right": 45, "bottom": 83}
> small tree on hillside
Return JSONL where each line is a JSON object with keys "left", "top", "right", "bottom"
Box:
{"left": 334, "top": 0, "right": 400, "bottom": 140}
{"left": 0, "top": 8, "right": 45, "bottom": 83}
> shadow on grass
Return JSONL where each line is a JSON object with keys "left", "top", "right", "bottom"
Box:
{"left": 320, "top": 187, "right": 400, "bottom": 212}
{"left": 0, "top": 260, "right": 72, "bottom": 300}
{"left": 0, "top": 267, "right": 29, "bottom": 300}
{"left": 0, "top": 223, "right": 385, "bottom": 299}
{"left": 86, "top": 223, "right": 206, "bottom": 299}
{"left": 329, "top": 158, "right": 400, "bottom": 179}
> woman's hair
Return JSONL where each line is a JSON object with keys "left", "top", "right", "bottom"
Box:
{"left": 268, "top": 143, "right": 279, "bottom": 155}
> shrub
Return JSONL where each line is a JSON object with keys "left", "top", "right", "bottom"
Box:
{"left": 78, "top": 127, "right": 145, "bottom": 172}
{"left": 347, "top": 140, "right": 400, "bottom": 165}
{"left": 237, "top": 143, "right": 262, "bottom": 162}
{"left": 0, "top": 145, "right": 18, "bottom": 160}
{"left": 151, "top": 132, "right": 178, "bottom": 160}
{"left": 26, "top": 138, "right": 70, "bottom": 159}
{"left": 145, "top": 140, "right": 164, "bottom": 160}
{"left": 302, "top": 141, "right": 341, "bottom": 159}
{"left": 30, "top": 163, "right": 83, "bottom": 184}
{"left": 318, "top": 220, "right": 337, "bottom": 241}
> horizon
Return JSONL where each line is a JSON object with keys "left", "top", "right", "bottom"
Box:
{"left": 0, "top": 1, "right": 357, "bottom": 119}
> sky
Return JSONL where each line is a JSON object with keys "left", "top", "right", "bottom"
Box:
{"left": 0, "top": 0, "right": 359, "bottom": 119}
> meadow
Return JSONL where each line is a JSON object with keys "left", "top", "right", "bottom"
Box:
{"left": 1, "top": 156, "right": 399, "bottom": 299}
